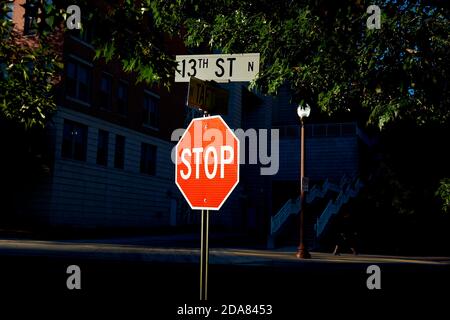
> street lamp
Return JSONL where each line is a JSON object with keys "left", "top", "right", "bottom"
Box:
{"left": 296, "top": 103, "right": 311, "bottom": 259}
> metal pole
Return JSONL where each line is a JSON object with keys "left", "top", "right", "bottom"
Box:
{"left": 200, "top": 110, "right": 210, "bottom": 300}
{"left": 200, "top": 209, "right": 209, "bottom": 300}
{"left": 297, "top": 119, "right": 311, "bottom": 259}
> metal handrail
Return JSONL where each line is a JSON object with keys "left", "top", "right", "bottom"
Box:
{"left": 315, "top": 177, "right": 363, "bottom": 237}
{"left": 270, "top": 198, "right": 300, "bottom": 234}
{"left": 270, "top": 178, "right": 342, "bottom": 235}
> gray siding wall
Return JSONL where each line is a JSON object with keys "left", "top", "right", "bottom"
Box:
{"left": 275, "top": 135, "right": 359, "bottom": 182}
{"left": 240, "top": 92, "right": 275, "bottom": 231}
{"left": 49, "top": 107, "right": 176, "bottom": 228}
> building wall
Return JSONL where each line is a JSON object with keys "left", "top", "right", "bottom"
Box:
{"left": 46, "top": 107, "right": 176, "bottom": 229}
{"left": 61, "top": 34, "right": 187, "bottom": 142}
{"left": 11, "top": 0, "right": 25, "bottom": 33}
{"left": 275, "top": 132, "right": 359, "bottom": 182}
{"left": 241, "top": 84, "right": 361, "bottom": 223}
{"left": 240, "top": 90, "right": 275, "bottom": 235}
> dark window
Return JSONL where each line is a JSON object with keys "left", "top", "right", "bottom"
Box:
{"left": 23, "top": 0, "right": 38, "bottom": 35}
{"left": 117, "top": 81, "right": 128, "bottom": 116}
{"left": 96, "top": 129, "right": 109, "bottom": 166}
{"left": 61, "top": 120, "right": 88, "bottom": 161}
{"left": 99, "top": 73, "right": 112, "bottom": 110}
{"left": 140, "top": 143, "right": 157, "bottom": 175}
{"left": 66, "top": 59, "right": 92, "bottom": 104}
{"left": 5, "top": 1, "right": 14, "bottom": 21}
{"left": 114, "top": 134, "right": 125, "bottom": 169}
{"left": 143, "top": 92, "right": 159, "bottom": 128}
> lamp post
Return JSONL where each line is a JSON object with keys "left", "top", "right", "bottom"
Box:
{"left": 296, "top": 104, "right": 311, "bottom": 259}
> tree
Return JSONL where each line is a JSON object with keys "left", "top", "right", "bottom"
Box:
{"left": 151, "top": 0, "right": 450, "bottom": 129}
{"left": 4, "top": 1, "right": 449, "bottom": 129}
{"left": 0, "top": 2, "right": 63, "bottom": 129}
{"left": 1, "top": 2, "right": 64, "bottom": 226}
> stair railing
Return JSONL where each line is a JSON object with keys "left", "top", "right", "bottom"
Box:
{"left": 315, "top": 177, "right": 363, "bottom": 237}
{"left": 270, "top": 178, "right": 341, "bottom": 236}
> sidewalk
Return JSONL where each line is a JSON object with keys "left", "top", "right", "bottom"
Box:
{"left": 1, "top": 236, "right": 449, "bottom": 267}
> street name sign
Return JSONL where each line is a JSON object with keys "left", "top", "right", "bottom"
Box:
{"left": 188, "top": 77, "right": 229, "bottom": 114}
{"left": 175, "top": 116, "right": 240, "bottom": 210}
{"left": 175, "top": 53, "right": 260, "bottom": 82}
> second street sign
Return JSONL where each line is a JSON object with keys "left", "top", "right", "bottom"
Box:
{"left": 188, "top": 77, "right": 229, "bottom": 114}
{"left": 175, "top": 53, "right": 260, "bottom": 82}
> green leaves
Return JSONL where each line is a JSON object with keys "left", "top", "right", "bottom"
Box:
{"left": 436, "top": 179, "right": 450, "bottom": 214}
{"left": 0, "top": 29, "right": 58, "bottom": 130}
{"left": 3, "top": 1, "right": 449, "bottom": 132}
{"left": 155, "top": 0, "right": 450, "bottom": 130}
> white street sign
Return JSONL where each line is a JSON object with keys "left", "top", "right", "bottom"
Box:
{"left": 175, "top": 53, "right": 260, "bottom": 82}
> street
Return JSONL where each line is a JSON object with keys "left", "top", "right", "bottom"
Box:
{"left": 0, "top": 236, "right": 449, "bottom": 317}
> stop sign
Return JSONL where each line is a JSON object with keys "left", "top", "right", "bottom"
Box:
{"left": 175, "top": 116, "right": 240, "bottom": 210}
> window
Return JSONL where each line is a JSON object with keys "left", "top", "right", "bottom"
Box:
{"left": 114, "top": 134, "right": 125, "bottom": 169}
{"left": 5, "top": 1, "right": 14, "bottom": 21}
{"left": 96, "top": 130, "right": 109, "bottom": 166}
{"left": 140, "top": 143, "right": 157, "bottom": 175}
{"left": 143, "top": 91, "right": 159, "bottom": 128}
{"left": 117, "top": 81, "right": 128, "bottom": 116}
{"left": 99, "top": 72, "right": 112, "bottom": 110}
{"left": 61, "top": 120, "right": 88, "bottom": 161}
{"left": 23, "top": 0, "right": 38, "bottom": 35}
{"left": 66, "top": 59, "right": 92, "bottom": 104}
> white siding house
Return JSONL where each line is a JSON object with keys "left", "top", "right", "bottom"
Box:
{"left": 43, "top": 107, "right": 177, "bottom": 229}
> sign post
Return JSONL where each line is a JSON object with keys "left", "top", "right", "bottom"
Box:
{"left": 200, "top": 208, "right": 209, "bottom": 300}
{"left": 200, "top": 112, "right": 209, "bottom": 302}
{"left": 175, "top": 52, "right": 257, "bottom": 300}
{"left": 175, "top": 114, "right": 240, "bottom": 300}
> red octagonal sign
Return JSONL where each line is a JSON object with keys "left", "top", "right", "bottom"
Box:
{"left": 175, "top": 116, "right": 240, "bottom": 210}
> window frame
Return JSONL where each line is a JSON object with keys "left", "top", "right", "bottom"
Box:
{"left": 65, "top": 55, "right": 93, "bottom": 106}
{"left": 96, "top": 129, "right": 109, "bottom": 166}
{"left": 5, "top": 1, "right": 14, "bottom": 21}
{"left": 140, "top": 143, "right": 157, "bottom": 176}
{"left": 99, "top": 72, "right": 113, "bottom": 111}
{"left": 143, "top": 90, "right": 160, "bottom": 130}
{"left": 23, "top": 0, "right": 38, "bottom": 35}
{"left": 114, "top": 134, "right": 125, "bottom": 169}
{"left": 61, "top": 119, "right": 88, "bottom": 162}
{"left": 117, "top": 80, "right": 129, "bottom": 116}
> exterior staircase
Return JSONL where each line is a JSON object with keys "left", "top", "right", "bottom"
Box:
{"left": 268, "top": 175, "right": 363, "bottom": 249}
{"left": 315, "top": 178, "right": 364, "bottom": 238}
